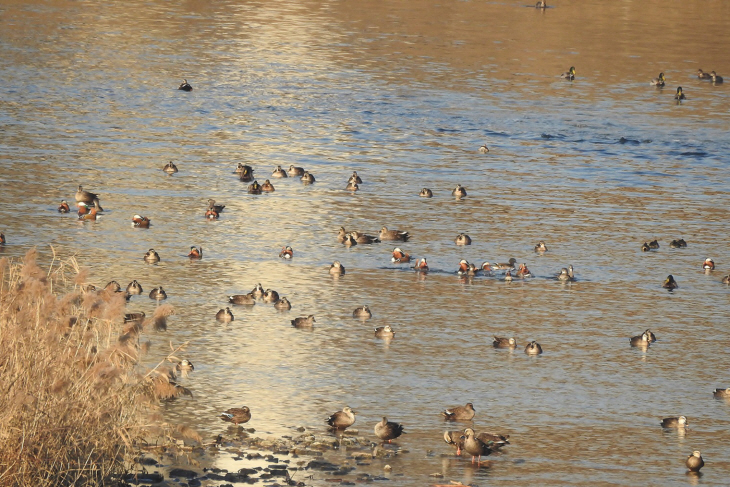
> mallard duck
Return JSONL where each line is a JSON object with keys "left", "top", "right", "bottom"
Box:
{"left": 220, "top": 406, "right": 251, "bottom": 425}
{"left": 686, "top": 451, "right": 704, "bottom": 472}
{"left": 144, "top": 249, "right": 160, "bottom": 263}
{"left": 301, "top": 171, "right": 316, "bottom": 183}
{"left": 703, "top": 258, "right": 715, "bottom": 270}
{"left": 648, "top": 239, "right": 660, "bottom": 249}
{"left": 561, "top": 66, "right": 576, "bottom": 80}
{"left": 248, "top": 181, "right": 262, "bottom": 194}
{"left": 379, "top": 226, "right": 410, "bottom": 241}
{"left": 163, "top": 161, "right": 178, "bottom": 173}
{"left": 441, "top": 403, "right": 475, "bottom": 421}
{"left": 663, "top": 275, "right": 678, "bottom": 289}
{"left": 516, "top": 263, "right": 532, "bottom": 278}
{"left": 413, "top": 257, "right": 429, "bottom": 271}
{"left": 75, "top": 185, "right": 99, "bottom": 204}
{"left": 178, "top": 79, "right": 193, "bottom": 91}
{"left": 452, "top": 184, "right": 467, "bottom": 198}
{"left": 329, "top": 261, "right": 345, "bottom": 275}
{"left": 374, "top": 417, "right": 405, "bottom": 442}
{"left": 228, "top": 293, "right": 256, "bottom": 305}
{"left": 58, "top": 200, "right": 70, "bottom": 213}
{"left": 187, "top": 245, "right": 203, "bottom": 258}
{"left": 525, "top": 341, "right": 543, "bottom": 355}
{"left": 697, "top": 69, "right": 712, "bottom": 80}
{"left": 216, "top": 307, "right": 234, "bottom": 322}
{"left": 713, "top": 387, "right": 730, "bottom": 398}
{"left": 207, "top": 199, "right": 225, "bottom": 213}
{"left": 149, "top": 287, "right": 167, "bottom": 300}
{"left": 675, "top": 87, "right": 685, "bottom": 100}
{"left": 493, "top": 336, "right": 517, "bottom": 349}
{"left": 251, "top": 283, "right": 265, "bottom": 299}
{"left": 273, "top": 297, "right": 291, "bottom": 310}
{"left": 238, "top": 165, "right": 255, "bottom": 182}
{"left": 261, "top": 179, "right": 275, "bottom": 192}
{"left": 353, "top": 305, "right": 372, "bottom": 319}
{"left": 126, "top": 280, "right": 143, "bottom": 295}
{"left": 271, "top": 165, "right": 288, "bottom": 178}
{"left": 454, "top": 233, "right": 472, "bottom": 245}
{"left": 348, "top": 171, "right": 363, "bottom": 184}
{"left": 419, "top": 188, "right": 433, "bottom": 198}
{"left": 392, "top": 248, "right": 411, "bottom": 263}
{"left": 711, "top": 71, "right": 723, "bottom": 84}
{"left": 326, "top": 406, "right": 357, "bottom": 430}
{"left": 534, "top": 241, "right": 548, "bottom": 252}
{"left": 351, "top": 231, "right": 380, "bottom": 244}
{"left": 374, "top": 325, "right": 395, "bottom": 338}
{"left": 345, "top": 181, "right": 359, "bottom": 191}
{"left": 478, "top": 144, "right": 489, "bottom": 153}
{"left": 279, "top": 246, "right": 293, "bottom": 259}
{"left": 630, "top": 332, "right": 651, "bottom": 347}
{"left": 262, "top": 289, "right": 280, "bottom": 303}
{"left": 650, "top": 72, "right": 665, "bottom": 87}
{"left": 132, "top": 215, "right": 151, "bottom": 228}
{"left": 462, "top": 428, "right": 493, "bottom": 464}
{"left": 291, "top": 315, "right": 316, "bottom": 328}
{"left": 661, "top": 416, "right": 688, "bottom": 428}
{"left": 493, "top": 258, "right": 517, "bottom": 270}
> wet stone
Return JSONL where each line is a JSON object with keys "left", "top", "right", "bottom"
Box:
{"left": 169, "top": 468, "right": 199, "bottom": 479}
{"left": 123, "top": 472, "right": 165, "bottom": 484}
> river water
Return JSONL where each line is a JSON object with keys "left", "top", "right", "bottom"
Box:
{"left": 1, "top": 0, "right": 729, "bottom": 485}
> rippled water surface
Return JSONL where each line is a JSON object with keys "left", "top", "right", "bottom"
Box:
{"left": 2, "top": 0, "right": 730, "bottom": 485}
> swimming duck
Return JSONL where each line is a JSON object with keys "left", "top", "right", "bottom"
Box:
{"left": 78, "top": 203, "right": 99, "bottom": 221}
{"left": 413, "top": 258, "right": 429, "bottom": 271}
{"left": 273, "top": 297, "right": 292, "bottom": 310}
{"left": 351, "top": 231, "right": 381, "bottom": 244}
{"left": 525, "top": 341, "right": 543, "bottom": 355}
{"left": 504, "top": 270, "right": 513, "bottom": 282}
{"left": 702, "top": 258, "right": 715, "bottom": 270}
{"left": 441, "top": 403, "right": 475, "bottom": 421}
{"left": 330, "top": 261, "right": 346, "bottom": 275}
{"left": 288, "top": 165, "right": 305, "bottom": 176}
{"left": 58, "top": 200, "right": 70, "bottom": 213}
{"left": 326, "top": 406, "right": 357, "bottom": 430}
{"left": 454, "top": 233, "right": 472, "bottom": 245}
{"left": 75, "top": 185, "right": 99, "bottom": 204}
{"left": 661, "top": 416, "right": 688, "bottom": 428}
{"left": 630, "top": 332, "right": 651, "bottom": 347}
{"left": 348, "top": 171, "right": 363, "bottom": 184}
{"left": 478, "top": 144, "right": 490, "bottom": 153}
{"left": 723, "top": 275, "right": 730, "bottom": 284}
{"left": 452, "top": 184, "right": 467, "bottom": 198}
{"left": 686, "top": 451, "right": 704, "bottom": 473}
{"left": 279, "top": 246, "right": 293, "bottom": 259}
{"left": 271, "top": 165, "right": 288, "bottom": 178}
{"left": 337, "top": 227, "right": 348, "bottom": 243}
{"left": 176, "top": 359, "right": 194, "bottom": 374}
{"left": 291, "top": 315, "right": 316, "bottom": 328}
{"left": 419, "top": 188, "right": 433, "bottom": 198}
{"left": 188, "top": 246, "right": 202, "bottom": 259}
{"left": 516, "top": 263, "right": 532, "bottom": 278}
{"left": 374, "top": 417, "right": 405, "bottom": 443}
{"left": 663, "top": 275, "right": 678, "bottom": 289}
{"left": 248, "top": 181, "right": 262, "bottom": 194}
{"left": 228, "top": 293, "right": 256, "bottom": 305}
{"left": 123, "top": 312, "right": 145, "bottom": 324}
{"left": 713, "top": 387, "right": 730, "bottom": 398}
{"left": 105, "top": 281, "right": 121, "bottom": 293}
{"left": 132, "top": 215, "right": 151, "bottom": 228}
{"left": 534, "top": 241, "right": 548, "bottom": 252}
{"left": 126, "top": 280, "right": 143, "bottom": 295}
{"left": 493, "top": 336, "right": 517, "bottom": 349}
{"left": 379, "top": 226, "right": 410, "bottom": 241}
{"left": 462, "top": 428, "right": 493, "bottom": 464}
{"left": 535, "top": 0, "right": 546, "bottom": 7}
{"left": 301, "top": 171, "right": 316, "bottom": 184}
{"left": 216, "top": 307, "right": 234, "bottom": 322}
{"left": 205, "top": 206, "right": 219, "bottom": 219}
{"left": 675, "top": 87, "right": 685, "bottom": 100}
{"left": 0, "top": 233, "right": 5, "bottom": 245}
{"left": 220, "top": 406, "right": 251, "bottom": 425}
{"left": 648, "top": 240, "right": 660, "bottom": 249}
{"left": 392, "top": 248, "right": 411, "bottom": 263}
{"left": 238, "top": 165, "right": 255, "bottom": 182}
{"left": 561, "top": 66, "right": 576, "bottom": 80}
{"left": 163, "top": 161, "right": 178, "bottom": 173}
{"left": 353, "top": 305, "right": 372, "bottom": 319}
{"left": 262, "top": 289, "right": 280, "bottom": 303}
{"left": 644, "top": 329, "right": 657, "bottom": 342}
{"left": 457, "top": 259, "right": 470, "bottom": 275}
{"left": 641, "top": 243, "right": 650, "bottom": 252}
{"left": 697, "top": 69, "right": 712, "bottom": 80}
{"left": 149, "top": 287, "right": 167, "bottom": 300}
{"left": 711, "top": 71, "right": 723, "bottom": 84}
{"left": 251, "top": 283, "right": 265, "bottom": 299}
{"left": 650, "top": 72, "right": 665, "bottom": 87}
{"left": 669, "top": 238, "right": 687, "bottom": 248}
{"left": 144, "top": 249, "right": 160, "bottom": 263}
{"left": 493, "top": 258, "right": 517, "bottom": 270}
{"left": 178, "top": 79, "right": 193, "bottom": 91}
{"left": 345, "top": 181, "right": 359, "bottom": 191}
{"left": 207, "top": 199, "right": 225, "bottom": 213}
{"left": 261, "top": 179, "right": 275, "bottom": 192}
{"left": 342, "top": 233, "right": 358, "bottom": 246}
{"left": 374, "top": 325, "right": 395, "bottom": 338}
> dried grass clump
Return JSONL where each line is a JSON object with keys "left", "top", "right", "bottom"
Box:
{"left": 0, "top": 250, "right": 157, "bottom": 486}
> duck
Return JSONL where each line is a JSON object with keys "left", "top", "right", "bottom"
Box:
{"left": 58, "top": 200, "right": 70, "bottom": 213}
{"left": 661, "top": 416, "right": 688, "bottom": 428}
{"left": 301, "top": 171, "right": 316, "bottom": 183}
{"left": 288, "top": 164, "right": 305, "bottom": 176}
{"left": 478, "top": 262, "right": 493, "bottom": 275}
{"left": 326, "top": 406, "right": 357, "bottom": 430}
{"left": 78, "top": 203, "right": 99, "bottom": 221}
{"left": 713, "top": 387, "right": 730, "bottom": 398}
{"left": 149, "top": 287, "right": 167, "bottom": 300}
{"left": 457, "top": 259, "right": 471, "bottom": 275}
{"left": 329, "top": 261, "right": 346, "bottom": 275}
{"left": 561, "top": 66, "right": 576, "bottom": 80}
{"left": 342, "top": 233, "right": 358, "bottom": 246}
{"left": 650, "top": 72, "right": 665, "bottom": 87}
{"left": 279, "top": 246, "right": 293, "bottom": 259}
{"left": 238, "top": 165, "right": 255, "bottom": 182}
{"left": 675, "top": 87, "right": 685, "bottom": 100}
{"left": 187, "top": 246, "right": 202, "bottom": 259}
{"left": 630, "top": 332, "right": 651, "bottom": 347}
{"left": 669, "top": 238, "right": 687, "bottom": 248}
{"left": 374, "top": 325, "right": 395, "bottom": 338}
{"left": 504, "top": 270, "right": 513, "bottom": 282}
{"left": 205, "top": 205, "right": 219, "bottom": 220}
{"left": 516, "top": 263, "right": 532, "bottom": 278}
{"left": 534, "top": 241, "right": 548, "bottom": 252}
{"left": 702, "top": 258, "right": 715, "bottom": 270}
{"left": 441, "top": 403, "right": 475, "bottom": 421}
{"left": 454, "top": 233, "right": 472, "bottom": 245}
{"left": 262, "top": 289, "right": 280, "bottom": 303}
{"left": 535, "top": 0, "right": 546, "bottom": 7}
{"left": 723, "top": 275, "right": 730, "bottom": 285}
{"left": 697, "top": 69, "right": 712, "bottom": 80}
{"left": 216, "top": 307, "right": 234, "bottom": 322}
{"left": 337, "top": 227, "right": 348, "bottom": 243}
{"left": 351, "top": 231, "right": 381, "bottom": 244}
{"left": 348, "top": 171, "right": 363, "bottom": 184}
{"left": 374, "top": 417, "right": 405, "bottom": 443}
{"left": 663, "top": 275, "right": 678, "bottom": 289}
{"left": 251, "top": 283, "right": 265, "bottom": 299}
{"left": 0, "top": 233, "right": 5, "bottom": 245}
{"left": 261, "top": 179, "right": 275, "bottom": 192}
{"left": 291, "top": 315, "right": 316, "bottom": 328}
{"left": 248, "top": 181, "right": 262, "bottom": 194}
{"left": 392, "top": 248, "right": 411, "bottom": 263}
{"left": 220, "top": 406, "right": 251, "bottom": 425}
{"left": 207, "top": 199, "right": 225, "bottom": 213}
{"left": 644, "top": 329, "right": 657, "bottom": 342}
{"left": 353, "top": 305, "right": 372, "bottom": 319}
{"left": 452, "top": 184, "right": 467, "bottom": 198}
{"left": 641, "top": 242, "right": 650, "bottom": 252}
{"left": 686, "top": 451, "right": 704, "bottom": 473}
{"left": 271, "top": 165, "right": 288, "bottom": 178}
{"left": 478, "top": 144, "right": 489, "bottom": 153}
{"left": 176, "top": 359, "right": 194, "bottom": 375}
{"left": 75, "top": 185, "right": 99, "bottom": 204}
{"left": 144, "top": 249, "right": 160, "bottom": 263}
{"left": 419, "top": 188, "right": 433, "bottom": 198}
{"left": 126, "top": 280, "right": 143, "bottom": 295}
{"left": 525, "top": 341, "right": 543, "bottom": 355}
{"left": 711, "top": 71, "right": 723, "bottom": 84}
{"left": 178, "top": 79, "right": 193, "bottom": 91}
{"left": 132, "top": 215, "right": 151, "bottom": 228}
{"left": 413, "top": 258, "right": 429, "bottom": 272}
{"left": 493, "top": 258, "right": 517, "bottom": 270}
{"left": 345, "top": 181, "right": 359, "bottom": 191}
{"left": 462, "top": 428, "right": 493, "bottom": 464}
{"left": 228, "top": 293, "right": 256, "bottom": 305}
{"left": 124, "top": 312, "right": 146, "bottom": 324}
{"left": 443, "top": 430, "right": 465, "bottom": 455}
{"left": 379, "top": 226, "right": 410, "bottom": 241}
{"left": 648, "top": 239, "right": 660, "bottom": 249}
{"left": 163, "top": 161, "right": 178, "bottom": 173}
{"left": 105, "top": 281, "right": 121, "bottom": 293}
{"left": 493, "top": 336, "right": 517, "bottom": 349}
{"left": 273, "top": 297, "right": 292, "bottom": 310}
